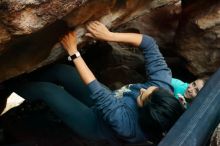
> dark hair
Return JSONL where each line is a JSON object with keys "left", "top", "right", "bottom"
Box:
{"left": 139, "top": 88, "right": 185, "bottom": 139}
{"left": 199, "top": 76, "right": 209, "bottom": 85}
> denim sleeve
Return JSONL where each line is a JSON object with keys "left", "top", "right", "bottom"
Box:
{"left": 87, "top": 80, "right": 136, "bottom": 141}
{"left": 139, "top": 35, "right": 172, "bottom": 90}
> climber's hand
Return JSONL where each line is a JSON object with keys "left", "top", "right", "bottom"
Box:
{"left": 85, "top": 21, "right": 113, "bottom": 41}
{"left": 61, "top": 31, "right": 78, "bottom": 55}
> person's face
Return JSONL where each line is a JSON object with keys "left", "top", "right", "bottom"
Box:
{"left": 137, "top": 86, "right": 158, "bottom": 107}
{"left": 184, "top": 79, "right": 204, "bottom": 99}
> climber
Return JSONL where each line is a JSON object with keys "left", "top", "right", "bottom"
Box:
{"left": 7, "top": 21, "right": 207, "bottom": 144}
{"left": 171, "top": 76, "right": 208, "bottom": 108}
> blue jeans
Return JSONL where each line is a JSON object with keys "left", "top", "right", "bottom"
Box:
{"left": 15, "top": 64, "right": 107, "bottom": 141}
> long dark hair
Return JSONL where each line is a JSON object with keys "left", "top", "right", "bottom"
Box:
{"left": 139, "top": 88, "right": 185, "bottom": 140}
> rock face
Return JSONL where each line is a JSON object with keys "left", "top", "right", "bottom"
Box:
{"left": 175, "top": 0, "right": 220, "bottom": 76}
{"left": 0, "top": 0, "right": 153, "bottom": 82}
{"left": 210, "top": 123, "right": 220, "bottom": 146}
{"left": 0, "top": 0, "right": 91, "bottom": 35}
{"left": 0, "top": 0, "right": 219, "bottom": 82}
{"left": 114, "top": 0, "right": 220, "bottom": 77}
{"left": 0, "top": 0, "right": 88, "bottom": 82}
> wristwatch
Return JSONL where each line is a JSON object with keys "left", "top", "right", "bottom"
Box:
{"left": 68, "top": 51, "right": 81, "bottom": 61}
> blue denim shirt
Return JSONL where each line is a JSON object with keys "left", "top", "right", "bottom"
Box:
{"left": 87, "top": 35, "right": 173, "bottom": 143}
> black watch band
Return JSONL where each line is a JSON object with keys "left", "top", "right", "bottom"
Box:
{"left": 68, "top": 51, "right": 81, "bottom": 61}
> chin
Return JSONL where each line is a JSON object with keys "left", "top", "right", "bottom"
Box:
{"left": 184, "top": 93, "right": 189, "bottom": 99}
{"left": 185, "top": 95, "right": 193, "bottom": 99}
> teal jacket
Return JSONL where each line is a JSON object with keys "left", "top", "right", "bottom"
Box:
{"left": 171, "top": 78, "right": 189, "bottom": 108}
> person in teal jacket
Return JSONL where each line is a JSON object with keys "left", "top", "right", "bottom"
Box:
{"left": 171, "top": 77, "right": 208, "bottom": 108}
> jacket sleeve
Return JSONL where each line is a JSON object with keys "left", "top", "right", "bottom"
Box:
{"left": 87, "top": 80, "right": 136, "bottom": 141}
{"left": 139, "top": 35, "right": 172, "bottom": 90}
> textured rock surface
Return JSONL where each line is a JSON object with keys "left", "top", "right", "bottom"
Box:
{"left": 0, "top": 0, "right": 219, "bottom": 81}
{"left": 175, "top": 0, "right": 220, "bottom": 76}
{"left": 0, "top": 0, "right": 154, "bottom": 82}
{"left": 210, "top": 123, "right": 220, "bottom": 146}
{"left": 115, "top": 1, "right": 181, "bottom": 56}
{"left": 115, "top": 0, "right": 220, "bottom": 77}
{"left": 0, "top": 0, "right": 88, "bottom": 82}
{"left": 0, "top": 0, "right": 87, "bottom": 35}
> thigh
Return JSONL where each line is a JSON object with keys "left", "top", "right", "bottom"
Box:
{"left": 30, "top": 64, "right": 93, "bottom": 106}
{"left": 15, "top": 82, "right": 104, "bottom": 140}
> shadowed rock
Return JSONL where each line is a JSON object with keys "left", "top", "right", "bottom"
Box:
{"left": 0, "top": 0, "right": 219, "bottom": 81}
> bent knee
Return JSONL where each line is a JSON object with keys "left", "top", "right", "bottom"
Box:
{"left": 52, "top": 64, "right": 76, "bottom": 73}
{"left": 15, "top": 82, "right": 61, "bottom": 100}
{"left": 51, "top": 64, "right": 78, "bottom": 77}
{"left": 30, "top": 82, "right": 62, "bottom": 94}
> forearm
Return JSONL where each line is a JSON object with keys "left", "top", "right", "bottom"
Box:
{"left": 108, "top": 32, "right": 143, "bottom": 47}
{"left": 72, "top": 56, "right": 96, "bottom": 85}
{"left": 140, "top": 35, "right": 172, "bottom": 89}
{"left": 61, "top": 31, "right": 96, "bottom": 85}
{"left": 86, "top": 21, "right": 143, "bottom": 47}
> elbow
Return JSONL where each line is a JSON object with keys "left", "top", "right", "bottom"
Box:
{"left": 140, "top": 35, "right": 157, "bottom": 48}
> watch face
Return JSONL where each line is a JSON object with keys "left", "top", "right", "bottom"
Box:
{"left": 68, "top": 51, "right": 80, "bottom": 61}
